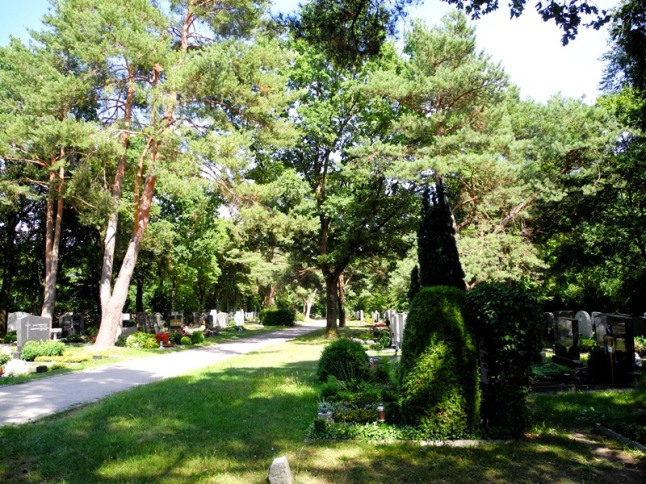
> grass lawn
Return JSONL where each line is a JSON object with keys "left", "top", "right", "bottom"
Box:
{"left": 1, "top": 326, "right": 644, "bottom": 483}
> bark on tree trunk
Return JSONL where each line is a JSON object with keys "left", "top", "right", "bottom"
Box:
{"left": 263, "top": 284, "right": 276, "bottom": 308}
{"left": 303, "top": 288, "right": 317, "bottom": 320}
{"left": 94, "top": 175, "right": 157, "bottom": 349}
{"left": 324, "top": 270, "right": 339, "bottom": 337}
{"left": 338, "top": 272, "right": 346, "bottom": 328}
{"left": 41, "top": 165, "right": 65, "bottom": 321}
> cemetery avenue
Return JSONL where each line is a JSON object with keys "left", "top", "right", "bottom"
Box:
{"left": 0, "top": 321, "right": 325, "bottom": 426}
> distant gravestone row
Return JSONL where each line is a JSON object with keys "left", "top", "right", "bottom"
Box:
{"left": 546, "top": 310, "right": 645, "bottom": 370}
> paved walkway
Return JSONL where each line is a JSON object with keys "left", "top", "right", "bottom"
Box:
{"left": 0, "top": 321, "right": 325, "bottom": 426}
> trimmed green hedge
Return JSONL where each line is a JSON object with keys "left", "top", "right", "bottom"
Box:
{"left": 466, "top": 282, "right": 542, "bottom": 438}
{"left": 260, "top": 307, "right": 295, "bottom": 327}
{"left": 399, "top": 286, "right": 479, "bottom": 440}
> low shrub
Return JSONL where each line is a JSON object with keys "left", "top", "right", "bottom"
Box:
{"left": 317, "top": 338, "right": 370, "bottom": 382}
{"left": 3, "top": 331, "right": 17, "bottom": 344}
{"left": 34, "top": 353, "right": 91, "bottom": 363}
{"left": 169, "top": 330, "right": 183, "bottom": 345}
{"left": 260, "top": 307, "right": 295, "bottom": 327}
{"left": 0, "top": 353, "right": 11, "bottom": 366}
{"left": 191, "top": 331, "right": 205, "bottom": 344}
{"left": 125, "top": 332, "right": 158, "bottom": 349}
{"left": 180, "top": 336, "right": 191, "bottom": 345}
{"left": 20, "top": 340, "right": 66, "bottom": 361}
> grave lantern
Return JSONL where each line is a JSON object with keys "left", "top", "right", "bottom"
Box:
{"left": 377, "top": 403, "right": 385, "bottom": 423}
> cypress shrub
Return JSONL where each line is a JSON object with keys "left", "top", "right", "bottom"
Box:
{"left": 317, "top": 338, "right": 370, "bottom": 382}
{"left": 400, "top": 286, "right": 479, "bottom": 439}
{"left": 260, "top": 307, "right": 296, "bottom": 327}
{"left": 466, "top": 282, "right": 542, "bottom": 438}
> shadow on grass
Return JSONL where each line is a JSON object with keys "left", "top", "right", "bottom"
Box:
{"left": 1, "top": 335, "right": 643, "bottom": 483}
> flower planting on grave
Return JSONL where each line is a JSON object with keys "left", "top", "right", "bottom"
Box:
{"left": 124, "top": 332, "right": 158, "bottom": 349}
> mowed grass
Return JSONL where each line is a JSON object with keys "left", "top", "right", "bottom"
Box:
{"left": 0, "top": 328, "right": 644, "bottom": 483}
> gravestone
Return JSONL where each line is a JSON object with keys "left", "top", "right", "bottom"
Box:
{"left": 372, "top": 311, "right": 380, "bottom": 322}
{"left": 391, "top": 313, "right": 401, "bottom": 348}
{"left": 216, "top": 312, "right": 228, "bottom": 329}
{"left": 592, "top": 312, "right": 608, "bottom": 346}
{"left": 554, "top": 315, "right": 579, "bottom": 361}
{"left": 168, "top": 312, "right": 183, "bottom": 329}
{"left": 234, "top": 310, "right": 245, "bottom": 328}
{"left": 606, "top": 314, "right": 635, "bottom": 377}
{"left": 542, "top": 312, "right": 555, "bottom": 342}
{"left": 7, "top": 312, "right": 29, "bottom": 332}
{"left": 575, "top": 310, "right": 592, "bottom": 338}
{"left": 16, "top": 315, "right": 51, "bottom": 353}
{"left": 633, "top": 316, "right": 645, "bottom": 337}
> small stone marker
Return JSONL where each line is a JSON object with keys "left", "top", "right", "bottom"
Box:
{"left": 268, "top": 456, "right": 293, "bottom": 484}
{"left": 575, "top": 310, "right": 592, "bottom": 338}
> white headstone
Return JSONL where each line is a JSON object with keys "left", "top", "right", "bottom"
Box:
{"left": 575, "top": 310, "right": 592, "bottom": 338}
{"left": 391, "top": 313, "right": 401, "bottom": 347}
{"left": 234, "top": 310, "right": 245, "bottom": 327}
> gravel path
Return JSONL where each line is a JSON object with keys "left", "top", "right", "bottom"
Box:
{"left": 0, "top": 321, "right": 325, "bottom": 426}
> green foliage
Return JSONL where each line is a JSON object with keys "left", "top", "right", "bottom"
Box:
{"left": 125, "top": 332, "right": 158, "bottom": 349}
{"left": 190, "top": 331, "right": 205, "bottom": 345}
{"left": 578, "top": 337, "right": 597, "bottom": 353}
{"left": 20, "top": 341, "right": 66, "bottom": 362}
{"left": 317, "top": 338, "right": 370, "bottom": 382}
{"left": 3, "top": 331, "right": 16, "bottom": 344}
{"left": 308, "top": 420, "right": 426, "bottom": 442}
{"left": 180, "top": 336, "right": 191, "bottom": 346}
{"left": 260, "top": 307, "right": 295, "bottom": 327}
{"left": 399, "top": 286, "right": 479, "bottom": 439}
{"left": 169, "top": 331, "right": 183, "bottom": 345}
{"left": 531, "top": 362, "right": 572, "bottom": 381}
{"left": 635, "top": 335, "right": 646, "bottom": 356}
{"left": 467, "top": 281, "right": 542, "bottom": 438}
{"left": 0, "top": 353, "right": 10, "bottom": 366}
{"left": 418, "top": 181, "right": 465, "bottom": 291}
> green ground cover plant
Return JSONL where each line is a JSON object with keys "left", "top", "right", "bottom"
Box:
{"left": 0, "top": 325, "right": 643, "bottom": 483}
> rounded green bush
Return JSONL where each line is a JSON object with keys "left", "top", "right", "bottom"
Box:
{"left": 317, "top": 338, "right": 370, "bottom": 382}
{"left": 190, "top": 331, "right": 205, "bottom": 344}
{"left": 20, "top": 340, "right": 66, "bottom": 361}
{"left": 180, "top": 336, "right": 191, "bottom": 346}
{"left": 400, "top": 286, "right": 479, "bottom": 439}
{"left": 260, "top": 307, "right": 296, "bottom": 327}
{"left": 0, "top": 353, "right": 11, "bottom": 367}
{"left": 125, "top": 332, "right": 158, "bottom": 349}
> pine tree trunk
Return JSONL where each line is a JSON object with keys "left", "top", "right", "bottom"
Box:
{"left": 41, "top": 166, "right": 65, "bottom": 321}
{"left": 95, "top": 175, "right": 157, "bottom": 349}
{"left": 263, "top": 284, "right": 276, "bottom": 308}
